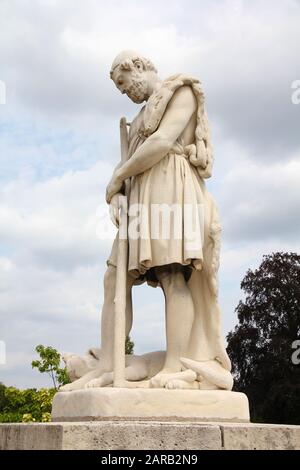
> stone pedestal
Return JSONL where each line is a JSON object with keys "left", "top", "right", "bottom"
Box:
{"left": 51, "top": 388, "right": 250, "bottom": 423}
{"left": 1, "top": 422, "right": 299, "bottom": 450}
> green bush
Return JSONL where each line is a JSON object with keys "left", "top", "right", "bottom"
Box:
{"left": 0, "top": 383, "right": 56, "bottom": 423}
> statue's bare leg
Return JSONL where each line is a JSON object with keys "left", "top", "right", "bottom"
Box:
{"left": 150, "top": 264, "right": 194, "bottom": 388}
{"left": 60, "top": 265, "right": 134, "bottom": 391}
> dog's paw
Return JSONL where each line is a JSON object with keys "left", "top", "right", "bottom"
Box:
{"left": 150, "top": 369, "right": 197, "bottom": 388}
{"left": 58, "top": 383, "right": 78, "bottom": 392}
{"left": 85, "top": 378, "right": 104, "bottom": 389}
{"left": 165, "top": 379, "right": 199, "bottom": 390}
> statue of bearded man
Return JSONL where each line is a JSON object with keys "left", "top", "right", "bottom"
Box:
{"left": 61, "top": 50, "right": 233, "bottom": 391}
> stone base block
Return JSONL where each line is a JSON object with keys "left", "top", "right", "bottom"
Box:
{"left": 51, "top": 388, "right": 250, "bottom": 423}
{"left": 1, "top": 422, "right": 300, "bottom": 450}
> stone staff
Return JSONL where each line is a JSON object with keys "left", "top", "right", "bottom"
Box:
{"left": 113, "top": 116, "right": 130, "bottom": 387}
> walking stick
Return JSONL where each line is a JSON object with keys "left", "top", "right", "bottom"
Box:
{"left": 113, "top": 117, "right": 130, "bottom": 387}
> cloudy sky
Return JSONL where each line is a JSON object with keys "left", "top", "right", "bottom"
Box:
{"left": 0, "top": 0, "right": 299, "bottom": 388}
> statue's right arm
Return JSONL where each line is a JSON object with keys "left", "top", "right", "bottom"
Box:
{"left": 115, "top": 86, "right": 197, "bottom": 180}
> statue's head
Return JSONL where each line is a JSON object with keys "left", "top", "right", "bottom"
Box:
{"left": 110, "top": 50, "right": 158, "bottom": 103}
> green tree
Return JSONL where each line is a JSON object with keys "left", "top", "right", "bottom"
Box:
{"left": 0, "top": 385, "right": 56, "bottom": 423}
{"left": 125, "top": 335, "right": 134, "bottom": 355}
{"left": 0, "top": 382, "right": 6, "bottom": 410}
{"left": 1, "top": 340, "right": 134, "bottom": 423}
{"left": 31, "top": 345, "right": 70, "bottom": 390}
{"left": 227, "top": 252, "right": 300, "bottom": 424}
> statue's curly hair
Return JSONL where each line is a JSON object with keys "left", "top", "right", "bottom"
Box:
{"left": 110, "top": 55, "right": 157, "bottom": 79}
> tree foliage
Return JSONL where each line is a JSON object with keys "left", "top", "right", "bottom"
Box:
{"left": 227, "top": 252, "right": 300, "bottom": 424}
{"left": 1, "top": 344, "right": 69, "bottom": 422}
{"left": 1, "top": 340, "right": 134, "bottom": 423}
{"left": 0, "top": 383, "right": 55, "bottom": 423}
{"left": 31, "top": 345, "right": 70, "bottom": 389}
{"left": 125, "top": 335, "right": 134, "bottom": 355}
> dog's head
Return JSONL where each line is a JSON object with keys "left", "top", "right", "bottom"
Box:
{"left": 62, "top": 348, "right": 101, "bottom": 382}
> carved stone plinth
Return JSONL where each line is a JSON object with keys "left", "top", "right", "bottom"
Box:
{"left": 51, "top": 388, "right": 250, "bottom": 422}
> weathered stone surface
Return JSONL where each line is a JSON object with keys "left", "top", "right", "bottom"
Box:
{"left": 0, "top": 422, "right": 299, "bottom": 450}
{"left": 52, "top": 388, "right": 250, "bottom": 423}
{"left": 0, "top": 422, "right": 221, "bottom": 450}
{"left": 221, "top": 423, "right": 300, "bottom": 450}
{"left": 0, "top": 423, "right": 63, "bottom": 450}
{"left": 62, "top": 422, "right": 221, "bottom": 450}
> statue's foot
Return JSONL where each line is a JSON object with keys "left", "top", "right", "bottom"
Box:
{"left": 150, "top": 369, "right": 197, "bottom": 389}
{"left": 180, "top": 357, "right": 233, "bottom": 390}
{"left": 165, "top": 379, "right": 199, "bottom": 390}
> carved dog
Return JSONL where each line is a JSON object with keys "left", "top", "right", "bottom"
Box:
{"left": 62, "top": 349, "right": 165, "bottom": 386}
{"left": 62, "top": 349, "right": 233, "bottom": 390}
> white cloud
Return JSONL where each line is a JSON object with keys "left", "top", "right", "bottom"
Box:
{"left": 1, "top": 0, "right": 300, "bottom": 155}
{"left": 219, "top": 151, "right": 300, "bottom": 242}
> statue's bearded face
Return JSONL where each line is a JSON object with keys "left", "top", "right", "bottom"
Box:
{"left": 113, "top": 68, "right": 148, "bottom": 104}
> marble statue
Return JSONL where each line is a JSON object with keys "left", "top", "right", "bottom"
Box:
{"left": 59, "top": 50, "right": 234, "bottom": 394}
